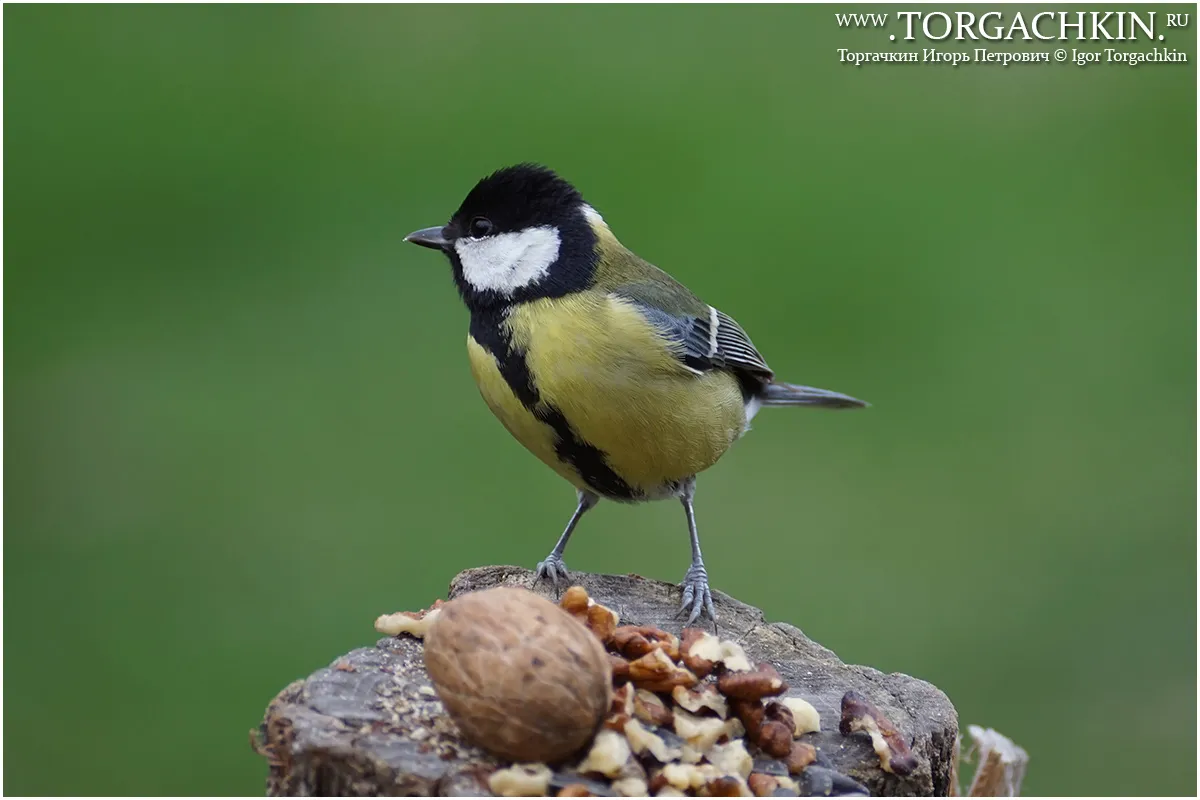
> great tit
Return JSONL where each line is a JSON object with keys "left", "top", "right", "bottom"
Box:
{"left": 406, "top": 164, "right": 866, "bottom": 623}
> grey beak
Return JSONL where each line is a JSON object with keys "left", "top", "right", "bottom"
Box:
{"left": 405, "top": 226, "right": 451, "bottom": 250}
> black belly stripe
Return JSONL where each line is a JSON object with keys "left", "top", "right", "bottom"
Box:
{"left": 469, "top": 308, "right": 640, "bottom": 500}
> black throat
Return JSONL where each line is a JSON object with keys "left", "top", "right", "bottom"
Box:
{"left": 467, "top": 304, "right": 640, "bottom": 501}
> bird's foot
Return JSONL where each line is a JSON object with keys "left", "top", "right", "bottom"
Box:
{"left": 678, "top": 563, "right": 717, "bottom": 626}
{"left": 534, "top": 553, "right": 570, "bottom": 589}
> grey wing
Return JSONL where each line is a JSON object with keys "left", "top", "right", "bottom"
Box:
{"left": 613, "top": 289, "right": 775, "bottom": 383}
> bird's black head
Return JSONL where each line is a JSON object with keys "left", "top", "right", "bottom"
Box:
{"left": 405, "top": 164, "right": 601, "bottom": 309}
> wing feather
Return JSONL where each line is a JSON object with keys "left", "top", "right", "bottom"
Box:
{"left": 612, "top": 286, "right": 774, "bottom": 384}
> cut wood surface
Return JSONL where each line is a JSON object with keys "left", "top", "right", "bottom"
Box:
{"left": 254, "top": 566, "right": 959, "bottom": 796}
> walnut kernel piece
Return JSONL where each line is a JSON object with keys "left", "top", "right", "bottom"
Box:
{"left": 624, "top": 718, "right": 683, "bottom": 763}
{"left": 611, "top": 683, "right": 635, "bottom": 716}
{"left": 585, "top": 602, "right": 619, "bottom": 643}
{"left": 780, "top": 697, "right": 821, "bottom": 736}
{"left": 708, "top": 739, "right": 754, "bottom": 779}
{"left": 785, "top": 741, "right": 817, "bottom": 775}
{"left": 577, "top": 729, "right": 632, "bottom": 778}
{"left": 758, "top": 720, "right": 793, "bottom": 758}
{"left": 839, "top": 691, "right": 917, "bottom": 776}
{"left": 374, "top": 602, "right": 443, "bottom": 638}
{"left": 764, "top": 701, "right": 796, "bottom": 737}
{"left": 680, "top": 628, "right": 720, "bottom": 678}
{"left": 718, "top": 663, "right": 788, "bottom": 701}
{"left": 610, "top": 654, "right": 631, "bottom": 684}
{"left": 716, "top": 639, "right": 754, "bottom": 673}
{"left": 748, "top": 773, "right": 778, "bottom": 797}
{"left": 672, "top": 684, "right": 729, "bottom": 718}
{"left": 718, "top": 663, "right": 787, "bottom": 701}
{"left": 423, "top": 587, "right": 611, "bottom": 764}
{"left": 627, "top": 649, "right": 698, "bottom": 692}
{"left": 611, "top": 777, "right": 649, "bottom": 797}
{"left": 633, "top": 689, "right": 675, "bottom": 727}
{"left": 559, "top": 586, "right": 619, "bottom": 643}
{"left": 556, "top": 784, "right": 594, "bottom": 798}
{"left": 489, "top": 763, "right": 552, "bottom": 797}
{"left": 730, "top": 699, "right": 765, "bottom": 741}
{"left": 703, "top": 775, "right": 751, "bottom": 797}
{"left": 660, "top": 762, "right": 712, "bottom": 791}
{"left": 560, "top": 586, "right": 590, "bottom": 615}
{"left": 612, "top": 626, "right": 681, "bottom": 661}
{"left": 673, "top": 709, "right": 741, "bottom": 755}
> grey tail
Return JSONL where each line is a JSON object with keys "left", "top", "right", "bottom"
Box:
{"left": 761, "top": 381, "right": 869, "bottom": 409}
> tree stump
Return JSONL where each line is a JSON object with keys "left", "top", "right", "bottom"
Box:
{"left": 254, "top": 566, "right": 959, "bottom": 796}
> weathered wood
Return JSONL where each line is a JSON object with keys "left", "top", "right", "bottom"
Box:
{"left": 254, "top": 566, "right": 959, "bottom": 796}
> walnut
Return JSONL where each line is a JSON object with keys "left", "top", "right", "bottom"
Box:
{"left": 423, "top": 587, "right": 611, "bottom": 763}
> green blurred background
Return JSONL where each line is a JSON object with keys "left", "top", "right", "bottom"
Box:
{"left": 5, "top": 4, "right": 1195, "bottom": 795}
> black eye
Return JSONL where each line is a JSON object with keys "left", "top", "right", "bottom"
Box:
{"left": 469, "top": 216, "right": 494, "bottom": 237}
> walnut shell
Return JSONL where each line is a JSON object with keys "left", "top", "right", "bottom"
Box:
{"left": 423, "top": 586, "right": 612, "bottom": 763}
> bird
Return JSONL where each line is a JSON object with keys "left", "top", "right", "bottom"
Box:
{"left": 405, "top": 164, "right": 866, "bottom": 623}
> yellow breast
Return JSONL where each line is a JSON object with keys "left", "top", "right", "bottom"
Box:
{"left": 466, "top": 293, "right": 747, "bottom": 499}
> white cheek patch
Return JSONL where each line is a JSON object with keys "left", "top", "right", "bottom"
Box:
{"left": 454, "top": 226, "right": 561, "bottom": 296}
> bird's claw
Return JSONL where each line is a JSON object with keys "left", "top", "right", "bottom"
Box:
{"left": 678, "top": 564, "right": 717, "bottom": 626}
{"left": 534, "top": 554, "right": 570, "bottom": 588}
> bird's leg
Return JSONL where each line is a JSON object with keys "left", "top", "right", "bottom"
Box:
{"left": 677, "top": 478, "right": 717, "bottom": 625}
{"left": 535, "top": 489, "right": 599, "bottom": 587}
